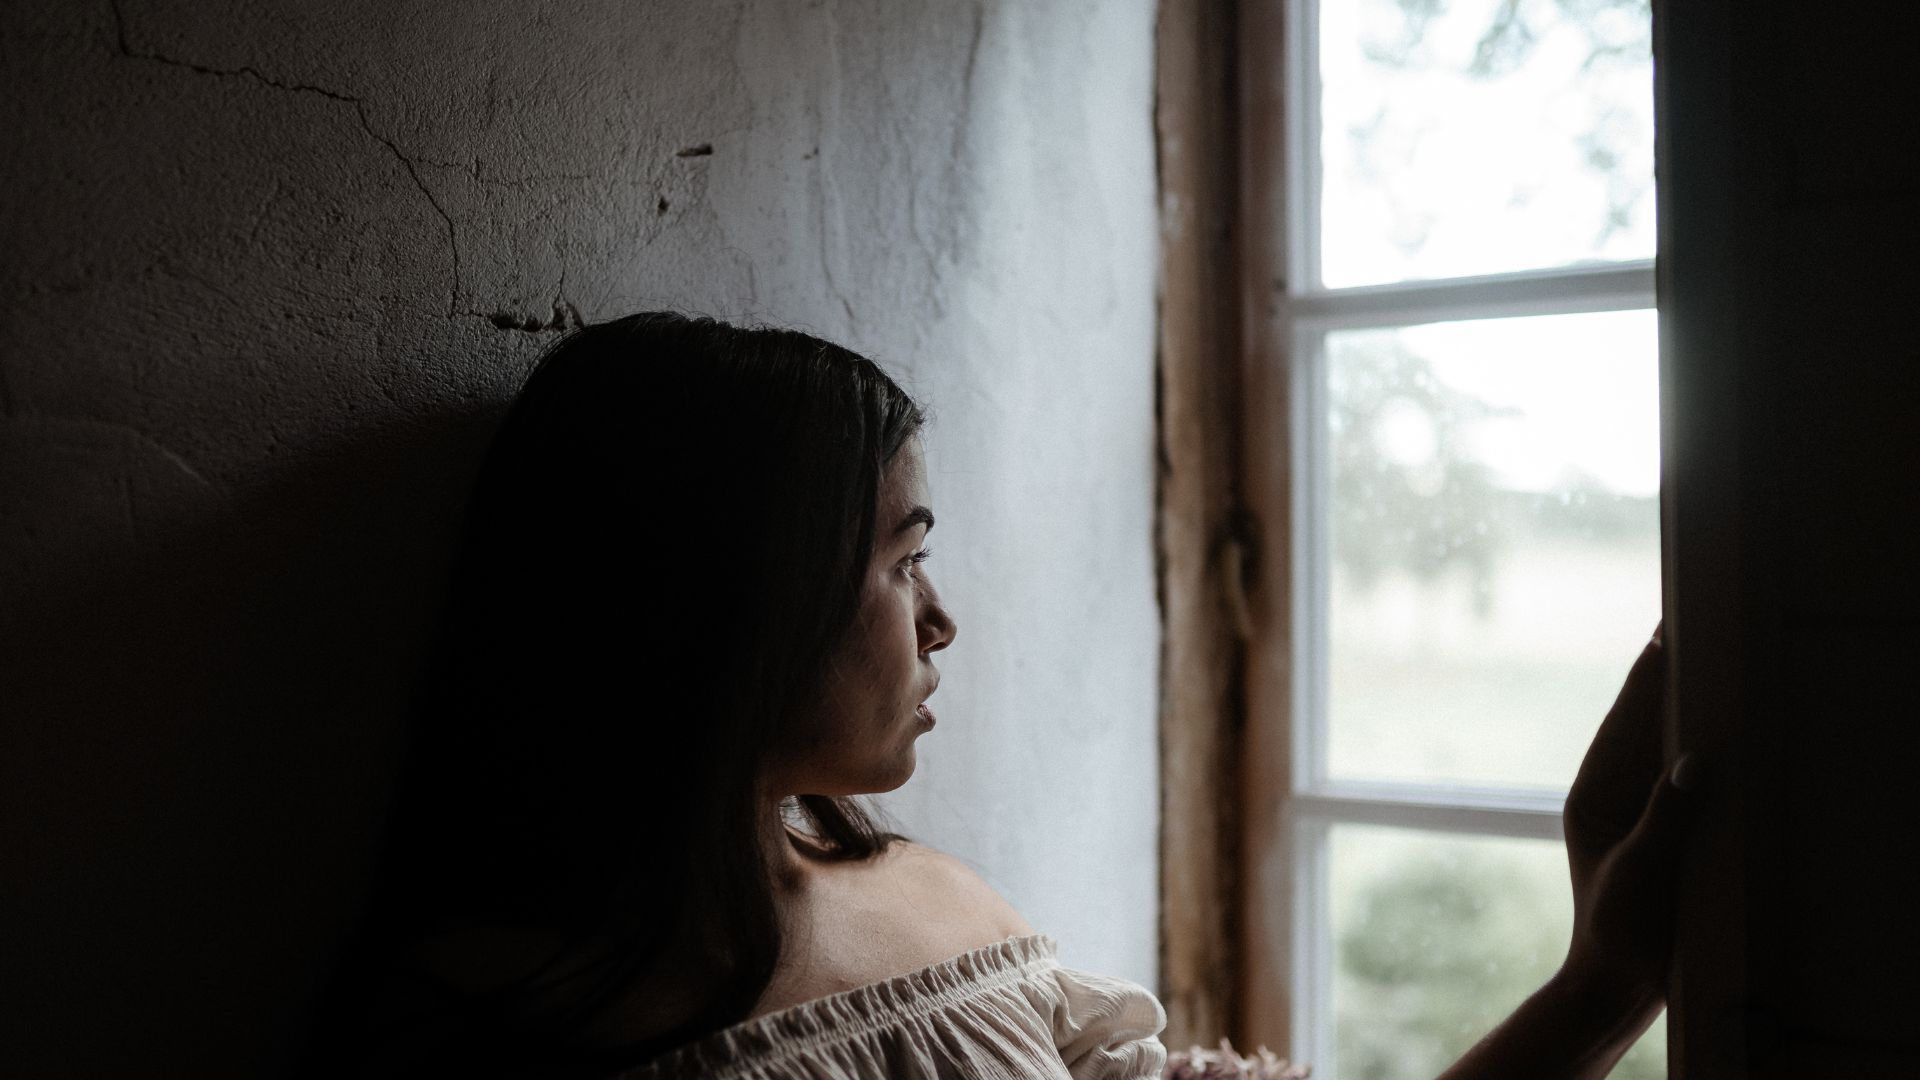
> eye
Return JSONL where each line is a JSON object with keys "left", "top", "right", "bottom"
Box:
{"left": 901, "top": 547, "right": 932, "bottom": 575}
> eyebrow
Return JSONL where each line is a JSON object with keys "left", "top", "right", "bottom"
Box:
{"left": 895, "top": 506, "right": 935, "bottom": 535}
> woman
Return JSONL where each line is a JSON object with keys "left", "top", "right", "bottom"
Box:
{"left": 310, "top": 312, "right": 1697, "bottom": 1078}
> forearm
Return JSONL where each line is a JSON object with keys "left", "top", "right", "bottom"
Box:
{"left": 1434, "top": 967, "right": 1663, "bottom": 1080}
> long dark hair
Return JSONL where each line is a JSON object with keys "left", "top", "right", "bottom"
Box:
{"left": 310, "top": 312, "right": 924, "bottom": 1074}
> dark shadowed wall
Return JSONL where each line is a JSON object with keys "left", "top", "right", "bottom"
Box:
{"left": 0, "top": 2, "right": 1158, "bottom": 1074}
{"left": 1659, "top": 1, "right": 1920, "bottom": 1076}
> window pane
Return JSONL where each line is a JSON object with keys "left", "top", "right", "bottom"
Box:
{"left": 1329, "top": 824, "right": 1666, "bottom": 1079}
{"left": 1317, "top": 0, "right": 1654, "bottom": 287}
{"left": 1324, "top": 310, "right": 1659, "bottom": 789}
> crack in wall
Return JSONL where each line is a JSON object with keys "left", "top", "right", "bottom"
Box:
{"left": 956, "top": 3, "right": 984, "bottom": 159}
{"left": 814, "top": 0, "right": 857, "bottom": 328}
{"left": 461, "top": 267, "right": 582, "bottom": 334}
{"left": 473, "top": 299, "right": 581, "bottom": 333}
{"left": 411, "top": 153, "right": 598, "bottom": 192}
{"left": 349, "top": 107, "right": 464, "bottom": 318}
{"left": 107, "top": 0, "right": 358, "bottom": 105}
{"left": 106, "top": 0, "right": 464, "bottom": 319}
{"left": 17, "top": 415, "right": 217, "bottom": 489}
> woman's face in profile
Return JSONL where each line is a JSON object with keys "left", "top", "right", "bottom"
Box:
{"left": 782, "top": 440, "right": 956, "bottom": 797}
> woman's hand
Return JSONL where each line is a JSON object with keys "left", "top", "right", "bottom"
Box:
{"left": 1436, "top": 626, "right": 1703, "bottom": 1079}
{"left": 1561, "top": 624, "right": 1701, "bottom": 1013}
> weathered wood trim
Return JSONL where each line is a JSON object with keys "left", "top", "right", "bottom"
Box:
{"left": 1233, "top": 0, "right": 1297, "bottom": 1058}
{"left": 1154, "top": 0, "right": 1251, "bottom": 1051}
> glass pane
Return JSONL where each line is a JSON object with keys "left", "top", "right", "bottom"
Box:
{"left": 1324, "top": 310, "right": 1659, "bottom": 789}
{"left": 1317, "top": 0, "right": 1655, "bottom": 287}
{"left": 1329, "top": 824, "right": 1666, "bottom": 1079}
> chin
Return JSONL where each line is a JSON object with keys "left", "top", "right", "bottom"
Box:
{"left": 854, "top": 745, "right": 918, "bottom": 795}
{"left": 806, "top": 733, "right": 922, "bottom": 797}
{"left": 883, "top": 757, "right": 921, "bottom": 791}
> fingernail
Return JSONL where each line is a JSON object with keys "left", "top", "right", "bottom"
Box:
{"left": 1670, "top": 753, "right": 1704, "bottom": 792}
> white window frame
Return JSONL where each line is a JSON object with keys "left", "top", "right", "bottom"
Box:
{"left": 1276, "top": 0, "right": 1659, "bottom": 1068}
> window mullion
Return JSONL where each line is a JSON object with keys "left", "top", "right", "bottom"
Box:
{"left": 1287, "top": 263, "right": 1657, "bottom": 332}
{"left": 1291, "top": 814, "right": 1333, "bottom": 1080}
{"left": 1286, "top": 0, "right": 1323, "bottom": 293}
{"left": 1292, "top": 789, "right": 1566, "bottom": 844}
{"left": 1290, "top": 317, "right": 1331, "bottom": 794}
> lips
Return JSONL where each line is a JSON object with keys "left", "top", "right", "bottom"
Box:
{"left": 915, "top": 673, "right": 939, "bottom": 726}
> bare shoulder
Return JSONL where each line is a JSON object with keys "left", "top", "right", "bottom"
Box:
{"left": 749, "top": 838, "right": 1041, "bottom": 1018}
{"left": 880, "top": 839, "right": 1037, "bottom": 942}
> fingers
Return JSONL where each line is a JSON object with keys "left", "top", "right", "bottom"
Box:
{"left": 1569, "top": 754, "right": 1703, "bottom": 997}
{"left": 1566, "top": 627, "right": 1669, "bottom": 845}
{"left": 1604, "top": 754, "right": 1704, "bottom": 910}
{"left": 1597, "top": 629, "right": 1666, "bottom": 766}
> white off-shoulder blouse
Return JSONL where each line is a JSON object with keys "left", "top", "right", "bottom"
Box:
{"left": 620, "top": 934, "right": 1168, "bottom": 1079}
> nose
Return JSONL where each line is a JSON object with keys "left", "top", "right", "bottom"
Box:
{"left": 917, "top": 578, "right": 957, "bottom": 655}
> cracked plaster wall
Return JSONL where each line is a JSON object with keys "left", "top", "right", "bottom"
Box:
{"left": 1, "top": 0, "right": 1159, "bottom": 1073}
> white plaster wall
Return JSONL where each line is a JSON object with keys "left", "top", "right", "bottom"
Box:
{"left": 0, "top": 0, "right": 1158, "bottom": 1071}
{"left": 825, "top": 6, "right": 1162, "bottom": 989}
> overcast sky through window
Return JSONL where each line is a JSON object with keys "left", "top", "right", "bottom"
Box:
{"left": 1318, "top": 0, "right": 1657, "bottom": 497}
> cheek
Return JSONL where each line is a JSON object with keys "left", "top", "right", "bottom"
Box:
{"left": 853, "top": 591, "right": 922, "bottom": 709}
{"left": 838, "top": 590, "right": 911, "bottom": 680}
{"left": 865, "top": 576, "right": 917, "bottom": 640}
{"left": 885, "top": 587, "right": 923, "bottom": 662}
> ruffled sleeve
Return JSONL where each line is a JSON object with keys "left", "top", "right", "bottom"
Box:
{"left": 1047, "top": 963, "right": 1169, "bottom": 1080}
{"left": 619, "top": 934, "right": 1168, "bottom": 1080}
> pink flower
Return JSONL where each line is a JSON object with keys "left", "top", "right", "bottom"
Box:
{"left": 1161, "top": 1037, "right": 1311, "bottom": 1079}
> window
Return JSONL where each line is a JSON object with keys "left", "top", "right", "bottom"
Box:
{"left": 1272, "top": 0, "right": 1662, "bottom": 1076}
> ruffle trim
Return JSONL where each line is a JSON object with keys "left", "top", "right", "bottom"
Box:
{"left": 624, "top": 933, "right": 1060, "bottom": 1078}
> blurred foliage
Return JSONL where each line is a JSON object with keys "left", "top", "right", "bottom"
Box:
{"left": 1330, "top": 340, "right": 1511, "bottom": 616}
{"left": 1336, "top": 844, "right": 1666, "bottom": 1079}
{"left": 1330, "top": 338, "right": 1656, "bottom": 618}
{"left": 1363, "top": 0, "right": 1651, "bottom": 75}
{"left": 1518, "top": 469, "right": 1657, "bottom": 543}
{"left": 1353, "top": 0, "right": 1653, "bottom": 252}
